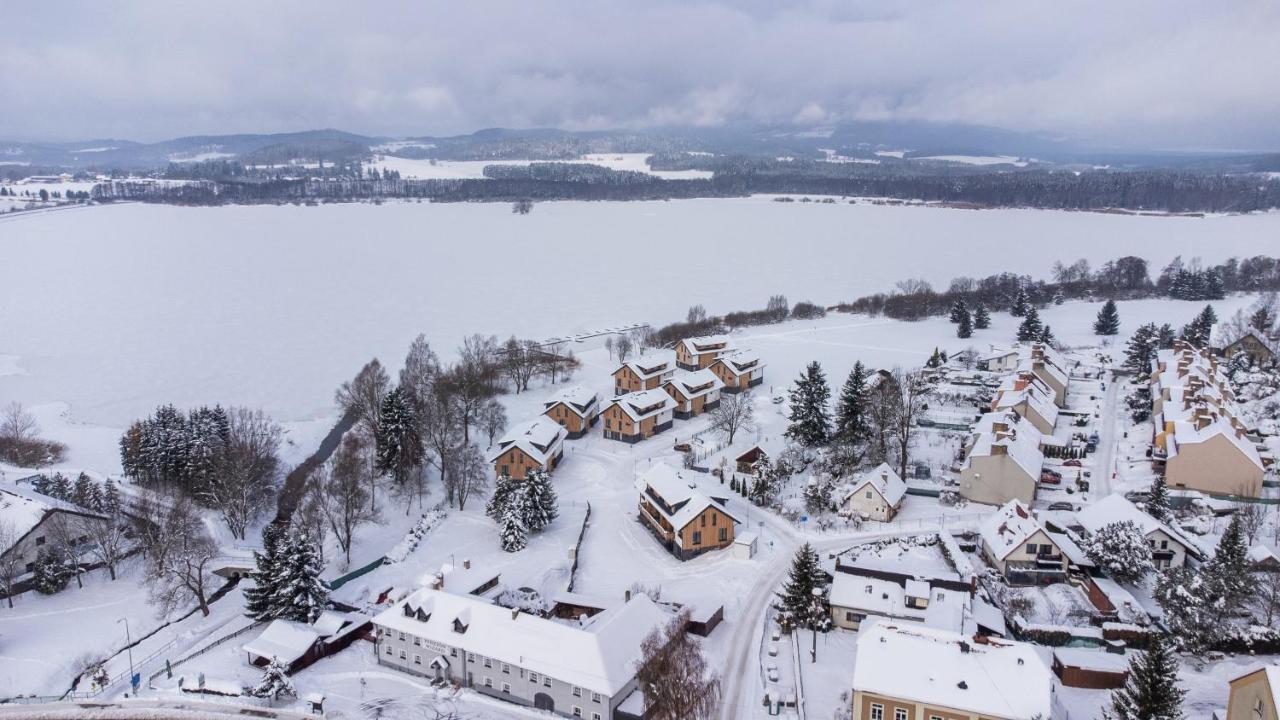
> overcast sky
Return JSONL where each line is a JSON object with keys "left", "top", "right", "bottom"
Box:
{"left": 3, "top": 0, "right": 1278, "bottom": 150}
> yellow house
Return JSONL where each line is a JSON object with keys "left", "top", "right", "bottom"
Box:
{"left": 1225, "top": 665, "right": 1280, "bottom": 720}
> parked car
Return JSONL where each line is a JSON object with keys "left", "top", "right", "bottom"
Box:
{"left": 1063, "top": 459, "right": 1083, "bottom": 467}
{"left": 1040, "top": 469, "right": 1062, "bottom": 484}
{"left": 1047, "top": 501, "right": 1077, "bottom": 512}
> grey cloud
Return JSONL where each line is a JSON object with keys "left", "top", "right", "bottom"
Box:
{"left": 2, "top": 0, "right": 1277, "bottom": 149}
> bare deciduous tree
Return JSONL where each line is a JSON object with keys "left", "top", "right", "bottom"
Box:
{"left": 296, "top": 476, "right": 330, "bottom": 565}
{"left": 0, "top": 402, "right": 65, "bottom": 467}
{"left": 636, "top": 608, "right": 721, "bottom": 720}
{"left": 319, "top": 434, "right": 380, "bottom": 565}
{"left": 445, "top": 334, "right": 500, "bottom": 443}
{"left": 889, "top": 368, "right": 929, "bottom": 481}
{"left": 500, "top": 336, "right": 543, "bottom": 393}
{"left": 709, "top": 392, "right": 756, "bottom": 445}
{"left": 201, "top": 408, "right": 281, "bottom": 540}
{"left": 0, "top": 402, "right": 38, "bottom": 443}
{"left": 141, "top": 495, "right": 219, "bottom": 616}
{"left": 335, "top": 358, "right": 391, "bottom": 440}
{"left": 615, "top": 334, "right": 634, "bottom": 363}
{"left": 81, "top": 513, "right": 131, "bottom": 582}
{"left": 449, "top": 443, "right": 490, "bottom": 511}
{"left": 478, "top": 399, "right": 507, "bottom": 447}
{"left": 0, "top": 520, "right": 21, "bottom": 607}
{"left": 399, "top": 334, "right": 442, "bottom": 421}
{"left": 1238, "top": 501, "right": 1266, "bottom": 546}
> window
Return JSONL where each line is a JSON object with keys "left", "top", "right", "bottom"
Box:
{"left": 544, "top": 677, "right": 552, "bottom": 688}
{"left": 865, "top": 490, "right": 873, "bottom": 499}
{"left": 845, "top": 611, "right": 857, "bottom": 621}
{"left": 385, "top": 645, "right": 392, "bottom": 655}
{"left": 936, "top": 592, "right": 945, "bottom": 602}
{"left": 530, "top": 672, "right": 540, "bottom": 683}
{"left": 1161, "top": 540, "right": 1169, "bottom": 549}
{"left": 501, "top": 465, "right": 509, "bottom": 476}
{"left": 413, "top": 637, "right": 421, "bottom": 646}
{"left": 484, "top": 677, "right": 492, "bottom": 688}
{"left": 592, "top": 714, "right": 601, "bottom": 720}
{"left": 502, "top": 682, "right": 511, "bottom": 694}
{"left": 450, "top": 648, "right": 457, "bottom": 657}
{"left": 35, "top": 536, "right": 45, "bottom": 546}
{"left": 484, "top": 658, "right": 492, "bottom": 668}
{"left": 894, "top": 709, "right": 907, "bottom": 720}
{"left": 467, "top": 652, "right": 474, "bottom": 661}
{"left": 700, "top": 515, "right": 706, "bottom": 527}
{"left": 399, "top": 650, "right": 406, "bottom": 660}
{"left": 573, "top": 708, "right": 582, "bottom": 718}
{"left": 592, "top": 693, "right": 601, "bottom": 703}
{"left": 25, "top": 562, "right": 34, "bottom": 573}
{"left": 719, "top": 528, "right": 728, "bottom": 542}
{"left": 398, "top": 632, "right": 405, "bottom": 641}
{"left": 413, "top": 654, "right": 422, "bottom": 665}
{"left": 502, "top": 663, "right": 511, "bottom": 674}
{"left": 573, "top": 687, "right": 582, "bottom": 697}
{"left": 692, "top": 531, "right": 702, "bottom": 544}
{"left": 865, "top": 585, "right": 873, "bottom": 594}
{"left": 870, "top": 704, "right": 884, "bottom": 720}
{"left": 930, "top": 716, "right": 943, "bottom": 720}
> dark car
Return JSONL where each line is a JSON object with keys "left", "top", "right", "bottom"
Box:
{"left": 1047, "top": 501, "right": 1077, "bottom": 512}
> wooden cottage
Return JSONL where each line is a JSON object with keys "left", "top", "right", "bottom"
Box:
{"left": 612, "top": 353, "right": 675, "bottom": 395}
{"left": 635, "top": 463, "right": 742, "bottom": 560}
{"left": 675, "top": 336, "right": 731, "bottom": 371}
{"left": 487, "top": 417, "right": 567, "bottom": 479}
{"left": 662, "top": 369, "right": 723, "bottom": 419}
{"left": 542, "top": 384, "right": 601, "bottom": 439}
{"left": 709, "top": 349, "right": 765, "bottom": 393}
{"left": 602, "top": 389, "right": 676, "bottom": 443}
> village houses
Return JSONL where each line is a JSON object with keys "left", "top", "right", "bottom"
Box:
{"left": 612, "top": 352, "right": 675, "bottom": 395}
{"left": 1076, "top": 493, "right": 1201, "bottom": 570}
{"left": 979, "top": 499, "right": 1069, "bottom": 585}
{"left": 0, "top": 486, "right": 109, "bottom": 582}
{"left": 543, "top": 384, "right": 601, "bottom": 439}
{"left": 675, "top": 335, "right": 732, "bottom": 370}
{"left": 991, "top": 371, "right": 1059, "bottom": 436}
{"left": 958, "top": 411, "right": 1044, "bottom": 507}
{"left": 1222, "top": 664, "right": 1280, "bottom": 720}
{"left": 662, "top": 368, "right": 724, "bottom": 419}
{"left": 837, "top": 462, "right": 908, "bottom": 522}
{"left": 709, "top": 348, "right": 766, "bottom": 393}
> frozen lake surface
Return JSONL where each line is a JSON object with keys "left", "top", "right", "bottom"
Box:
{"left": 2, "top": 197, "right": 1278, "bottom": 427}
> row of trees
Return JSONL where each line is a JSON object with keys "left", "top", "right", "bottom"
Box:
{"left": 118, "top": 405, "right": 281, "bottom": 539}
{"left": 0, "top": 402, "right": 66, "bottom": 467}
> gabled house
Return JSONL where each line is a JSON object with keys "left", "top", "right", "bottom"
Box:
{"left": 635, "top": 463, "right": 742, "bottom": 560}
{"left": 958, "top": 412, "right": 1044, "bottom": 506}
{"left": 976, "top": 348, "right": 1020, "bottom": 373}
{"left": 0, "top": 486, "right": 109, "bottom": 583}
{"left": 979, "top": 499, "right": 1069, "bottom": 584}
{"left": 662, "top": 369, "right": 723, "bottom": 419}
{"left": 602, "top": 389, "right": 675, "bottom": 443}
{"left": 1076, "top": 494, "right": 1201, "bottom": 569}
{"left": 1028, "top": 343, "right": 1070, "bottom": 407}
{"left": 372, "top": 588, "right": 668, "bottom": 719}
{"left": 675, "top": 336, "right": 732, "bottom": 371}
{"left": 543, "top": 384, "right": 601, "bottom": 439}
{"left": 851, "top": 621, "right": 1054, "bottom": 720}
{"left": 1224, "top": 664, "right": 1280, "bottom": 720}
{"left": 487, "top": 417, "right": 567, "bottom": 480}
{"left": 709, "top": 349, "right": 765, "bottom": 393}
{"left": 1222, "top": 331, "right": 1278, "bottom": 367}
{"left": 838, "top": 463, "right": 908, "bottom": 522}
{"left": 612, "top": 352, "right": 675, "bottom": 395}
{"left": 991, "top": 372, "right": 1059, "bottom": 435}
{"left": 828, "top": 534, "right": 976, "bottom": 633}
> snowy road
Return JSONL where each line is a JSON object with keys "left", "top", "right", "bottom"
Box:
{"left": 1092, "top": 367, "right": 1119, "bottom": 498}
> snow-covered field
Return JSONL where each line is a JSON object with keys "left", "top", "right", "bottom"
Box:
{"left": 367, "top": 152, "right": 713, "bottom": 180}
{"left": 2, "top": 198, "right": 1278, "bottom": 438}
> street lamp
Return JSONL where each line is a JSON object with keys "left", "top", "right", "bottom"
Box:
{"left": 117, "top": 617, "right": 134, "bottom": 693}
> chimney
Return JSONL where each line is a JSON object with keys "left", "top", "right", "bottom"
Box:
{"left": 463, "top": 559, "right": 471, "bottom": 570}
{"left": 990, "top": 444, "right": 1008, "bottom": 456}
{"left": 625, "top": 589, "right": 632, "bottom": 602}
{"left": 511, "top": 608, "right": 520, "bottom": 620}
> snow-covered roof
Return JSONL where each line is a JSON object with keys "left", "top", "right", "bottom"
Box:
{"left": 544, "top": 384, "right": 599, "bottom": 418}
{"left": 993, "top": 373, "right": 1059, "bottom": 429}
{"left": 243, "top": 620, "right": 320, "bottom": 665}
{"left": 636, "top": 463, "right": 743, "bottom": 531}
{"left": 1053, "top": 647, "right": 1130, "bottom": 673}
{"left": 978, "top": 348, "right": 1018, "bottom": 362}
{"left": 664, "top": 368, "right": 723, "bottom": 400}
{"left": 715, "top": 348, "right": 765, "bottom": 375}
{"left": 486, "top": 417, "right": 567, "bottom": 465}
{"left": 979, "top": 499, "right": 1050, "bottom": 561}
{"left": 1249, "top": 545, "right": 1280, "bottom": 565}
{"left": 311, "top": 611, "right": 347, "bottom": 638}
{"left": 1076, "top": 494, "right": 1190, "bottom": 552}
{"left": 842, "top": 462, "right": 907, "bottom": 507}
{"left": 0, "top": 488, "right": 54, "bottom": 545}
{"left": 616, "top": 351, "right": 675, "bottom": 380}
{"left": 1165, "top": 414, "right": 1264, "bottom": 471}
{"left": 963, "top": 411, "right": 1043, "bottom": 481}
{"left": 678, "top": 336, "right": 731, "bottom": 355}
{"left": 853, "top": 620, "right": 1052, "bottom": 718}
{"left": 373, "top": 588, "right": 668, "bottom": 696}
{"left": 608, "top": 388, "right": 675, "bottom": 422}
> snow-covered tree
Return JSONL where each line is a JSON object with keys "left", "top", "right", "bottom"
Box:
{"left": 1182, "top": 305, "right": 1217, "bottom": 347}
{"left": 374, "top": 386, "right": 423, "bottom": 487}
{"left": 1010, "top": 287, "right": 1030, "bottom": 317}
{"left": 1083, "top": 520, "right": 1155, "bottom": 585}
{"left": 973, "top": 303, "right": 991, "bottom": 329}
{"left": 486, "top": 474, "right": 519, "bottom": 522}
{"left": 948, "top": 299, "right": 968, "bottom": 324}
{"left": 956, "top": 308, "right": 973, "bottom": 339}
{"left": 499, "top": 497, "right": 527, "bottom": 552}
{"left": 247, "top": 656, "right": 296, "bottom": 703}
{"left": 924, "top": 347, "right": 943, "bottom": 368}
{"left": 833, "top": 362, "right": 870, "bottom": 447}
{"left": 1156, "top": 323, "right": 1177, "bottom": 349}
{"left": 1094, "top": 300, "right": 1121, "bottom": 336}
{"left": 1146, "top": 477, "right": 1171, "bottom": 522}
{"left": 1102, "top": 633, "right": 1185, "bottom": 720}
{"left": 244, "top": 523, "right": 288, "bottom": 621}
{"left": 1016, "top": 306, "right": 1043, "bottom": 342}
{"left": 1038, "top": 324, "right": 1055, "bottom": 346}
{"left": 521, "top": 468, "right": 559, "bottom": 533}
{"left": 1124, "top": 323, "right": 1159, "bottom": 375}
{"left": 1204, "top": 514, "right": 1254, "bottom": 622}
{"left": 803, "top": 477, "right": 833, "bottom": 514}
{"left": 776, "top": 543, "right": 828, "bottom": 632}
{"left": 748, "top": 458, "right": 778, "bottom": 507}
{"left": 32, "top": 547, "right": 72, "bottom": 595}
{"left": 786, "top": 361, "right": 831, "bottom": 446}
{"left": 273, "top": 530, "right": 328, "bottom": 624}
{"left": 1155, "top": 566, "right": 1210, "bottom": 652}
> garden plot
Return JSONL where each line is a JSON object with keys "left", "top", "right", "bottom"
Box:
{"left": 1007, "top": 582, "right": 1097, "bottom": 628}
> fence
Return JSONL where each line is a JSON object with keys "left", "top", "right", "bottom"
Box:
{"left": 326, "top": 556, "right": 387, "bottom": 591}
{"left": 566, "top": 501, "right": 593, "bottom": 592}
{"left": 148, "top": 621, "right": 265, "bottom": 683}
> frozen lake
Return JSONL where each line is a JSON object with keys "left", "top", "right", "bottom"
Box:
{"left": 2, "top": 197, "right": 1278, "bottom": 427}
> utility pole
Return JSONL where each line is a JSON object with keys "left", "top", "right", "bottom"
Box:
{"left": 117, "top": 617, "right": 135, "bottom": 694}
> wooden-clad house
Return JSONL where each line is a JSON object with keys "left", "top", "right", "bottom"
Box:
{"left": 602, "top": 389, "right": 675, "bottom": 443}
{"left": 612, "top": 352, "right": 676, "bottom": 395}
{"left": 542, "top": 384, "right": 601, "bottom": 439}
{"left": 662, "top": 369, "right": 723, "bottom": 419}
{"left": 635, "top": 463, "right": 742, "bottom": 560}
{"left": 487, "top": 417, "right": 567, "bottom": 479}
{"left": 675, "top": 336, "right": 732, "bottom": 371}
{"left": 709, "top": 348, "right": 765, "bottom": 394}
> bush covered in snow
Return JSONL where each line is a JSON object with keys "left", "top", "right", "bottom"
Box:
{"left": 384, "top": 506, "right": 448, "bottom": 564}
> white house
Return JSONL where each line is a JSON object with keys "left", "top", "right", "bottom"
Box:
{"left": 838, "top": 463, "right": 908, "bottom": 522}
{"left": 979, "top": 499, "right": 1069, "bottom": 584}
{"left": 0, "top": 486, "right": 109, "bottom": 581}
{"left": 958, "top": 412, "right": 1044, "bottom": 507}
{"left": 1076, "top": 494, "right": 1200, "bottom": 569}
{"left": 976, "top": 348, "right": 1021, "bottom": 373}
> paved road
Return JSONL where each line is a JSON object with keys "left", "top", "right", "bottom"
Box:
{"left": 1092, "top": 367, "right": 1120, "bottom": 498}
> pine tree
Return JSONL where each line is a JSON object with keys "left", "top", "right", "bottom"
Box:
{"left": 1052, "top": 290, "right": 1066, "bottom": 305}
{"left": 1205, "top": 514, "right": 1253, "bottom": 621}
{"left": 1182, "top": 305, "right": 1217, "bottom": 347}
{"left": 1204, "top": 272, "right": 1225, "bottom": 300}
{"left": 1082, "top": 521, "right": 1155, "bottom": 585}
{"left": 1016, "top": 306, "right": 1043, "bottom": 342}
{"left": 1124, "top": 323, "right": 1159, "bottom": 375}
{"left": 1094, "top": 300, "right": 1121, "bottom": 336}
{"left": 973, "top": 303, "right": 991, "bottom": 329}
{"left": 803, "top": 478, "right": 832, "bottom": 514}
{"left": 1102, "top": 633, "right": 1185, "bottom": 720}
{"left": 374, "top": 387, "right": 423, "bottom": 486}
{"left": 1010, "top": 287, "right": 1030, "bottom": 317}
{"left": 273, "top": 530, "right": 328, "bottom": 624}
{"left": 785, "top": 361, "right": 831, "bottom": 447}
{"left": 948, "top": 299, "right": 968, "bottom": 324}
{"left": 71, "top": 473, "right": 95, "bottom": 509}
{"left": 1038, "top": 324, "right": 1055, "bottom": 346}
{"left": 834, "top": 362, "right": 870, "bottom": 447}
{"left": 50, "top": 472, "right": 72, "bottom": 500}
{"left": 956, "top": 308, "right": 973, "bottom": 339}
{"left": 521, "top": 468, "right": 559, "bottom": 533}
{"left": 1156, "top": 323, "right": 1177, "bottom": 349}
{"left": 1146, "top": 477, "right": 1171, "bottom": 522}
{"left": 776, "top": 544, "right": 827, "bottom": 632}
{"left": 33, "top": 548, "right": 72, "bottom": 595}
{"left": 925, "top": 347, "right": 943, "bottom": 368}
{"left": 245, "top": 523, "right": 288, "bottom": 621}
{"left": 1154, "top": 566, "right": 1210, "bottom": 652}
{"left": 499, "top": 496, "right": 527, "bottom": 552}
{"left": 102, "top": 479, "right": 122, "bottom": 516}
{"left": 248, "top": 656, "right": 297, "bottom": 703}
{"left": 486, "top": 474, "right": 518, "bottom": 522}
